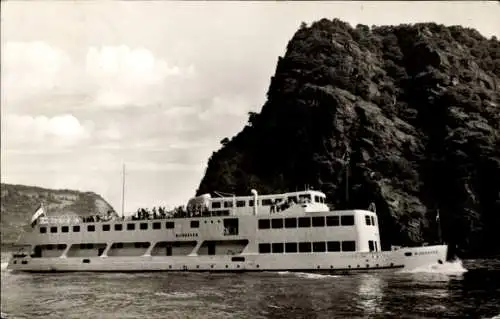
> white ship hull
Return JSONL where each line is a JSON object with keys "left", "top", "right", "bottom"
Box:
{"left": 7, "top": 189, "right": 448, "bottom": 274}
{"left": 8, "top": 245, "right": 447, "bottom": 273}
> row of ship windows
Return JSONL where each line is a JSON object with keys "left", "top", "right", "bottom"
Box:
{"left": 39, "top": 215, "right": 376, "bottom": 234}
{"left": 211, "top": 194, "right": 325, "bottom": 209}
{"left": 258, "top": 215, "right": 355, "bottom": 229}
{"left": 40, "top": 221, "right": 182, "bottom": 234}
{"left": 258, "top": 241, "right": 357, "bottom": 253}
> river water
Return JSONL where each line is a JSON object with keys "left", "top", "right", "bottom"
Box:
{"left": 1, "top": 252, "right": 499, "bottom": 319}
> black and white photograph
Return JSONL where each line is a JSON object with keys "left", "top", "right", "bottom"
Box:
{"left": 1, "top": 1, "right": 499, "bottom": 318}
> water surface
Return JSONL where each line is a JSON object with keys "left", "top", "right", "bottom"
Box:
{"left": 1, "top": 252, "right": 499, "bottom": 319}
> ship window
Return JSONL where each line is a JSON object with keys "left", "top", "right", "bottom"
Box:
{"left": 258, "top": 219, "right": 270, "bottom": 229}
{"left": 271, "top": 218, "right": 283, "bottom": 229}
{"left": 73, "top": 225, "right": 80, "bottom": 232}
{"left": 61, "top": 226, "right": 69, "bottom": 233}
{"left": 272, "top": 243, "right": 284, "bottom": 253}
{"left": 314, "top": 196, "right": 320, "bottom": 203}
{"left": 224, "top": 201, "right": 233, "bottom": 208}
{"left": 87, "top": 225, "right": 95, "bottom": 232}
{"left": 374, "top": 241, "right": 378, "bottom": 252}
{"left": 326, "top": 216, "right": 340, "bottom": 226}
{"left": 134, "top": 242, "right": 143, "bottom": 248}
{"left": 298, "top": 242, "right": 311, "bottom": 253}
{"left": 47, "top": 244, "right": 53, "bottom": 250}
{"left": 236, "top": 200, "right": 246, "bottom": 207}
{"left": 312, "top": 216, "right": 325, "bottom": 227}
{"left": 223, "top": 218, "right": 238, "bottom": 235}
{"left": 114, "top": 224, "right": 122, "bottom": 231}
{"left": 112, "top": 242, "right": 124, "bottom": 249}
{"left": 57, "top": 244, "right": 66, "bottom": 250}
{"left": 313, "top": 242, "right": 326, "bottom": 252}
{"left": 365, "top": 216, "right": 371, "bottom": 225}
{"left": 232, "top": 257, "right": 245, "bottom": 262}
{"left": 327, "top": 241, "right": 340, "bottom": 252}
{"left": 259, "top": 243, "right": 271, "bottom": 254}
{"left": 249, "top": 200, "right": 254, "bottom": 207}
{"left": 212, "top": 201, "right": 221, "bottom": 209}
{"left": 191, "top": 220, "right": 199, "bottom": 228}
{"left": 127, "top": 223, "right": 135, "bottom": 231}
{"left": 261, "top": 199, "right": 273, "bottom": 206}
{"left": 371, "top": 216, "right": 376, "bottom": 225}
{"left": 166, "top": 222, "right": 175, "bottom": 229}
{"left": 140, "top": 223, "right": 148, "bottom": 230}
{"left": 79, "top": 244, "right": 86, "bottom": 249}
{"left": 342, "top": 241, "right": 356, "bottom": 252}
{"left": 341, "top": 215, "right": 355, "bottom": 226}
{"left": 103, "top": 224, "right": 110, "bottom": 231}
{"left": 369, "top": 240, "right": 375, "bottom": 252}
{"left": 298, "top": 217, "right": 311, "bottom": 228}
{"left": 87, "top": 244, "right": 94, "bottom": 249}
{"left": 284, "top": 218, "right": 297, "bottom": 228}
{"left": 285, "top": 242, "right": 298, "bottom": 253}
{"left": 40, "top": 227, "right": 47, "bottom": 233}
{"left": 153, "top": 222, "right": 161, "bottom": 230}
{"left": 50, "top": 227, "right": 57, "bottom": 233}
{"left": 287, "top": 196, "right": 297, "bottom": 203}
{"left": 299, "top": 194, "right": 312, "bottom": 202}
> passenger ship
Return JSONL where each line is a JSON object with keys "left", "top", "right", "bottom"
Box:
{"left": 7, "top": 189, "right": 447, "bottom": 273}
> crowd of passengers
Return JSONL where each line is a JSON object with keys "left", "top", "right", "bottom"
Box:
{"left": 80, "top": 205, "right": 211, "bottom": 223}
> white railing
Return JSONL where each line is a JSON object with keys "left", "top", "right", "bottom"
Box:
{"left": 39, "top": 216, "right": 83, "bottom": 224}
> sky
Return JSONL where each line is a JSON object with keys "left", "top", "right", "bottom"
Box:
{"left": 1, "top": 1, "right": 499, "bottom": 215}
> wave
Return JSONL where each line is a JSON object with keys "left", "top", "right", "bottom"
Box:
{"left": 398, "top": 259, "right": 468, "bottom": 274}
{"left": 154, "top": 291, "right": 198, "bottom": 299}
{"left": 276, "top": 271, "right": 338, "bottom": 279}
{"left": 294, "top": 272, "right": 339, "bottom": 279}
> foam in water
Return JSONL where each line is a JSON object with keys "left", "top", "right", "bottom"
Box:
{"left": 398, "top": 258, "right": 468, "bottom": 274}
{"left": 294, "top": 272, "right": 339, "bottom": 279}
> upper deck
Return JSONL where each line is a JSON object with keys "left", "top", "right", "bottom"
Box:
{"left": 34, "top": 190, "right": 330, "bottom": 226}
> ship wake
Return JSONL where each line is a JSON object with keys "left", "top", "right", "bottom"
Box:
{"left": 398, "top": 258, "right": 467, "bottom": 274}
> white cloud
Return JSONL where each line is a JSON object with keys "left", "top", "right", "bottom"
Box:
{"left": 85, "top": 45, "right": 195, "bottom": 108}
{"left": 2, "top": 114, "right": 92, "bottom": 149}
{"left": 1, "top": 41, "right": 72, "bottom": 103}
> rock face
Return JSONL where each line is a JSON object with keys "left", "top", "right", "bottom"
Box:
{"left": 1, "top": 183, "right": 115, "bottom": 244}
{"left": 196, "top": 19, "right": 500, "bottom": 258}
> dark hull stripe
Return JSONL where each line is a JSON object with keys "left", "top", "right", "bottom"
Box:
{"left": 13, "top": 265, "right": 405, "bottom": 274}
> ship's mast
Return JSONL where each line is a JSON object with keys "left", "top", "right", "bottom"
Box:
{"left": 121, "top": 163, "right": 126, "bottom": 218}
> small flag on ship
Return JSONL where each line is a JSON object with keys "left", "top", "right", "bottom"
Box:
{"left": 30, "top": 203, "right": 46, "bottom": 227}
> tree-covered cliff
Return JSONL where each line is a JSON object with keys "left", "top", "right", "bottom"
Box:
{"left": 1, "top": 183, "right": 115, "bottom": 244}
{"left": 197, "top": 19, "right": 500, "bottom": 258}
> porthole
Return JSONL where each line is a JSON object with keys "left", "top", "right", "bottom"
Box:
{"left": 330, "top": 265, "right": 333, "bottom": 269}
{"left": 366, "top": 264, "right": 370, "bottom": 268}
{"left": 225, "top": 265, "right": 228, "bottom": 268}
{"left": 256, "top": 264, "right": 260, "bottom": 268}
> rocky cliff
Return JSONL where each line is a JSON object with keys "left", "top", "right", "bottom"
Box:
{"left": 197, "top": 19, "right": 500, "bottom": 258}
{"left": 0, "top": 183, "right": 115, "bottom": 244}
